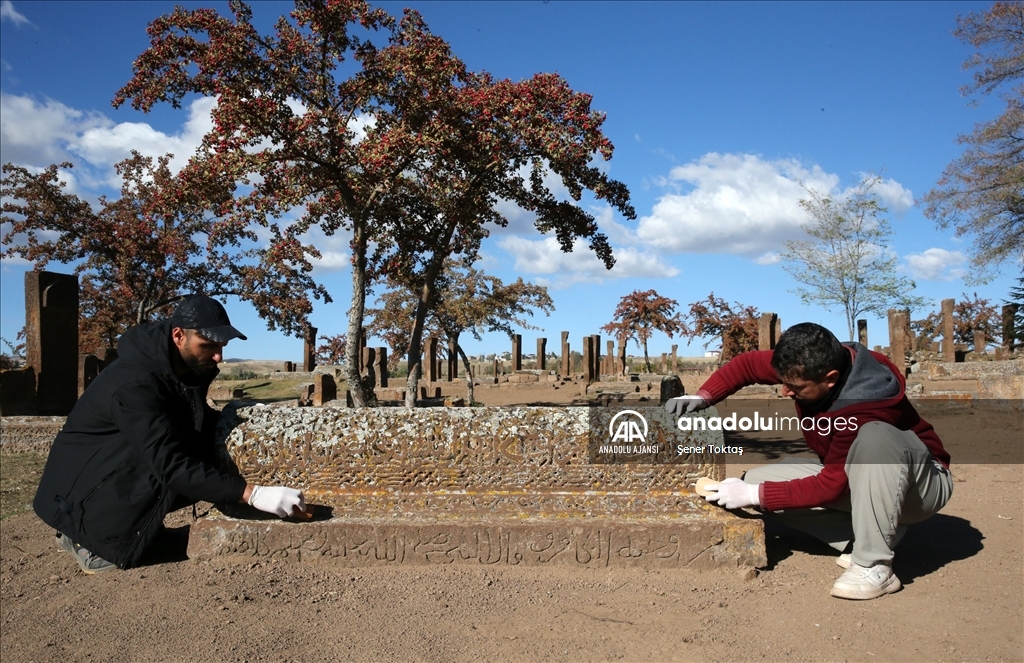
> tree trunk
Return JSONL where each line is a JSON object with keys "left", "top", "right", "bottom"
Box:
{"left": 402, "top": 221, "right": 460, "bottom": 408}
{"left": 345, "top": 222, "right": 369, "bottom": 407}
{"left": 454, "top": 335, "right": 475, "bottom": 405}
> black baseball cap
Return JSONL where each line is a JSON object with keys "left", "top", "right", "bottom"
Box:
{"left": 168, "top": 295, "right": 247, "bottom": 343}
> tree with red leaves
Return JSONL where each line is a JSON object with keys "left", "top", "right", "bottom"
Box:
{"left": 114, "top": 0, "right": 633, "bottom": 406}
{"left": 315, "top": 333, "right": 348, "bottom": 366}
{"left": 911, "top": 292, "right": 1002, "bottom": 348}
{"left": 1, "top": 154, "right": 326, "bottom": 353}
{"left": 602, "top": 290, "right": 683, "bottom": 373}
{"left": 679, "top": 293, "right": 760, "bottom": 362}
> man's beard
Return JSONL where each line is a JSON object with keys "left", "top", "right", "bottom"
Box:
{"left": 181, "top": 350, "right": 218, "bottom": 379}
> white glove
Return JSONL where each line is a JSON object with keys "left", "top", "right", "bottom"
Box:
{"left": 704, "top": 478, "right": 760, "bottom": 509}
{"left": 665, "top": 395, "right": 709, "bottom": 416}
{"left": 248, "top": 485, "right": 306, "bottom": 518}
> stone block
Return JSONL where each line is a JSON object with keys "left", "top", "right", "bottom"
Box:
{"left": 0, "top": 415, "right": 66, "bottom": 452}
{"left": 659, "top": 375, "right": 684, "bottom": 403}
{"left": 758, "top": 313, "right": 778, "bottom": 350}
{"left": 0, "top": 367, "right": 38, "bottom": 416}
{"left": 303, "top": 326, "right": 317, "bottom": 373}
{"left": 375, "top": 388, "right": 405, "bottom": 402}
{"left": 425, "top": 337, "right": 439, "bottom": 383}
{"left": 511, "top": 334, "right": 522, "bottom": 372}
{"left": 507, "top": 372, "right": 540, "bottom": 383}
{"left": 188, "top": 516, "right": 764, "bottom": 569}
{"left": 25, "top": 271, "right": 79, "bottom": 415}
{"left": 313, "top": 373, "right": 336, "bottom": 406}
{"left": 941, "top": 299, "right": 955, "bottom": 361}
{"left": 192, "top": 405, "right": 765, "bottom": 569}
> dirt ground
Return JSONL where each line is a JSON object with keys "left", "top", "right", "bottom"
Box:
{"left": 1, "top": 384, "right": 1021, "bottom": 663}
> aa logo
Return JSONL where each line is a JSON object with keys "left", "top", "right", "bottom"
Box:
{"left": 608, "top": 410, "right": 648, "bottom": 444}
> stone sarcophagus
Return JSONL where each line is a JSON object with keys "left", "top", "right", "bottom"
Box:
{"left": 187, "top": 405, "right": 766, "bottom": 569}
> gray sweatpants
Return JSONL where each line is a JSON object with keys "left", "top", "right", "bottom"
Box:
{"left": 742, "top": 421, "right": 954, "bottom": 568}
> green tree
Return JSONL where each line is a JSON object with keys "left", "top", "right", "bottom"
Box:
{"left": 781, "top": 175, "right": 926, "bottom": 341}
{"left": 921, "top": 2, "right": 1024, "bottom": 278}
{"left": 116, "top": 0, "right": 632, "bottom": 407}
{"left": 601, "top": 289, "right": 683, "bottom": 373}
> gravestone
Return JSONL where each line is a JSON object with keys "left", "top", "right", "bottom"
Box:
{"left": 582, "top": 336, "right": 594, "bottom": 383}
{"left": 941, "top": 299, "right": 955, "bottom": 361}
{"left": 190, "top": 405, "right": 766, "bottom": 570}
{"left": 1002, "top": 304, "right": 1018, "bottom": 352}
{"left": 590, "top": 334, "right": 601, "bottom": 380}
{"left": 670, "top": 344, "right": 678, "bottom": 375}
{"left": 446, "top": 341, "right": 457, "bottom": 382}
{"left": 974, "top": 331, "right": 986, "bottom": 354}
{"left": 888, "top": 309, "right": 907, "bottom": 376}
{"left": 536, "top": 338, "right": 546, "bottom": 371}
{"left": 560, "top": 331, "right": 570, "bottom": 377}
{"left": 425, "top": 337, "right": 439, "bottom": 383}
{"left": 857, "top": 319, "right": 868, "bottom": 347}
{"left": 512, "top": 334, "right": 522, "bottom": 372}
{"left": 78, "top": 353, "right": 100, "bottom": 397}
{"left": 758, "top": 313, "right": 778, "bottom": 351}
{"left": 303, "top": 326, "right": 318, "bottom": 373}
{"left": 25, "top": 271, "right": 79, "bottom": 415}
{"left": 313, "top": 373, "right": 336, "bottom": 406}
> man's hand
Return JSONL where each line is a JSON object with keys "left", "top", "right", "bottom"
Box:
{"left": 704, "top": 478, "right": 760, "bottom": 509}
{"left": 665, "top": 395, "right": 708, "bottom": 416}
{"left": 248, "top": 485, "right": 306, "bottom": 518}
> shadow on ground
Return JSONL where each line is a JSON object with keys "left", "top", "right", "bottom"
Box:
{"left": 758, "top": 513, "right": 983, "bottom": 579}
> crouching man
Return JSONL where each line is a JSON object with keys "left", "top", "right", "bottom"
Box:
{"left": 34, "top": 295, "right": 305, "bottom": 574}
{"left": 666, "top": 323, "right": 953, "bottom": 600}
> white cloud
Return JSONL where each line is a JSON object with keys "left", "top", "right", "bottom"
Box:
{"left": 0, "top": 93, "right": 216, "bottom": 190}
{"left": 866, "top": 176, "right": 913, "bottom": 217}
{"left": 636, "top": 153, "right": 837, "bottom": 256}
{"left": 635, "top": 153, "right": 917, "bottom": 260}
{"left": 0, "top": 94, "right": 111, "bottom": 165}
{"left": 593, "top": 206, "right": 640, "bottom": 247}
{"left": 498, "top": 235, "right": 678, "bottom": 288}
{"left": 0, "top": 1, "right": 31, "bottom": 27}
{"left": 302, "top": 226, "right": 353, "bottom": 273}
{"left": 73, "top": 97, "right": 216, "bottom": 183}
{"left": 903, "top": 248, "right": 967, "bottom": 281}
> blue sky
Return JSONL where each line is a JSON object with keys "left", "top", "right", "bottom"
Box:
{"left": 1, "top": 0, "right": 1018, "bottom": 361}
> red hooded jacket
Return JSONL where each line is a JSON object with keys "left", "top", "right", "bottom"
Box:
{"left": 695, "top": 344, "right": 950, "bottom": 511}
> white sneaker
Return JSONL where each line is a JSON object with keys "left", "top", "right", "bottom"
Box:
{"left": 830, "top": 563, "right": 901, "bottom": 600}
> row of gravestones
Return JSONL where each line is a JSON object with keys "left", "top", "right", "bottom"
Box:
{"left": 3, "top": 271, "right": 1019, "bottom": 415}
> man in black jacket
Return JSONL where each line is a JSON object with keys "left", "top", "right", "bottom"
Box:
{"left": 34, "top": 295, "right": 305, "bottom": 573}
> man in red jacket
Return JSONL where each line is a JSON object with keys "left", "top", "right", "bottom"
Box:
{"left": 666, "top": 322, "right": 953, "bottom": 600}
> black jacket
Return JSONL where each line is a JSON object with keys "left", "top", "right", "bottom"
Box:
{"left": 33, "top": 319, "right": 246, "bottom": 568}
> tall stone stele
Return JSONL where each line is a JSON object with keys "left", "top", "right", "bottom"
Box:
{"left": 25, "top": 271, "right": 79, "bottom": 415}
